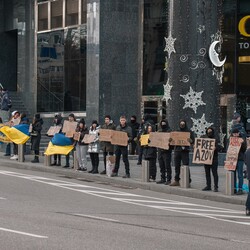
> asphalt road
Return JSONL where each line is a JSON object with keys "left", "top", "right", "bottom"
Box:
{"left": 0, "top": 165, "right": 249, "bottom": 250}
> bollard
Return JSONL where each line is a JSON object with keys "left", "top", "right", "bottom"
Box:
{"left": 142, "top": 160, "right": 149, "bottom": 182}
{"left": 180, "top": 165, "right": 190, "bottom": 188}
{"left": 73, "top": 151, "right": 78, "bottom": 170}
{"left": 18, "top": 144, "right": 24, "bottom": 162}
{"left": 44, "top": 151, "right": 51, "bottom": 166}
{"left": 225, "top": 171, "right": 234, "bottom": 195}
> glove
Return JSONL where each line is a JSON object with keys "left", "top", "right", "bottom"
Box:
{"left": 187, "top": 138, "right": 193, "bottom": 143}
{"left": 169, "top": 138, "right": 173, "bottom": 142}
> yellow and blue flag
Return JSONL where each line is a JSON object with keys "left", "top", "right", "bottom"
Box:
{"left": 0, "top": 124, "right": 30, "bottom": 144}
{"left": 44, "top": 133, "right": 74, "bottom": 155}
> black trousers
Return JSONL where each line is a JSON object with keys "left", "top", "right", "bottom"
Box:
{"left": 246, "top": 181, "right": 250, "bottom": 209}
{"left": 13, "top": 143, "right": 18, "bottom": 155}
{"left": 204, "top": 163, "right": 218, "bottom": 188}
{"left": 114, "top": 146, "right": 130, "bottom": 174}
{"left": 174, "top": 150, "right": 189, "bottom": 182}
{"left": 130, "top": 140, "right": 137, "bottom": 155}
{"left": 54, "top": 154, "right": 61, "bottom": 163}
{"left": 103, "top": 151, "right": 114, "bottom": 169}
{"left": 158, "top": 150, "right": 172, "bottom": 181}
{"left": 90, "top": 152, "right": 99, "bottom": 170}
{"left": 137, "top": 144, "right": 143, "bottom": 163}
{"left": 147, "top": 158, "right": 157, "bottom": 179}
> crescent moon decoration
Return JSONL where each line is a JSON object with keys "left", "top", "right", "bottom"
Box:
{"left": 209, "top": 41, "right": 226, "bottom": 67}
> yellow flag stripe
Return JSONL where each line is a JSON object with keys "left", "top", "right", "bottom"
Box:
{"left": 44, "top": 142, "right": 74, "bottom": 156}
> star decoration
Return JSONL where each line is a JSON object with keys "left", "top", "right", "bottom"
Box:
{"left": 164, "top": 32, "right": 176, "bottom": 59}
{"left": 219, "top": 127, "right": 226, "bottom": 148}
{"left": 180, "top": 87, "right": 206, "bottom": 113}
{"left": 191, "top": 114, "right": 213, "bottom": 137}
{"left": 162, "top": 79, "right": 173, "bottom": 105}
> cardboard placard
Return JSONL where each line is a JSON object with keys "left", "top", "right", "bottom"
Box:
{"left": 140, "top": 134, "right": 150, "bottom": 146}
{"left": 99, "top": 129, "right": 113, "bottom": 142}
{"left": 111, "top": 130, "right": 128, "bottom": 146}
{"left": 170, "top": 131, "right": 190, "bottom": 146}
{"left": 62, "top": 120, "right": 78, "bottom": 138}
{"left": 73, "top": 132, "right": 81, "bottom": 141}
{"left": 192, "top": 138, "right": 216, "bottom": 165}
{"left": 82, "top": 134, "right": 96, "bottom": 144}
{"left": 224, "top": 137, "right": 243, "bottom": 171}
{"left": 47, "top": 126, "right": 61, "bottom": 136}
{"left": 149, "top": 132, "right": 170, "bottom": 150}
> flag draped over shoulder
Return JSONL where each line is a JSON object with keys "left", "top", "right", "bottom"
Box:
{"left": 0, "top": 124, "right": 30, "bottom": 144}
{"left": 44, "top": 133, "right": 74, "bottom": 156}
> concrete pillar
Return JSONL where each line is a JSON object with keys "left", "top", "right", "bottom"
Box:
{"left": 73, "top": 151, "right": 78, "bottom": 170}
{"left": 44, "top": 152, "right": 51, "bottom": 166}
{"left": 180, "top": 165, "right": 190, "bottom": 188}
{"left": 18, "top": 144, "right": 24, "bottom": 162}
{"left": 225, "top": 171, "right": 234, "bottom": 195}
{"left": 142, "top": 160, "right": 149, "bottom": 182}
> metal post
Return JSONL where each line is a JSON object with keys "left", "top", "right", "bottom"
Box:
{"left": 142, "top": 160, "right": 149, "bottom": 182}
{"left": 180, "top": 165, "right": 190, "bottom": 188}
{"left": 225, "top": 171, "right": 234, "bottom": 195}
{"left": 73, "top": 151, "right": 78, "bottom": 170}
{"left": 18, "top": 144, "right": 24, "bottom": 162}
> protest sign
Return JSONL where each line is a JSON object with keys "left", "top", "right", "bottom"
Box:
{"left": 82, "top": 134, "right": 96, "bottom": 144}
{"left": 192, "top": 138, "right": 216, "bottom": 165}
{"left": 170, "top": 131, "right": 190, "bottom": 146}
{"left": 140, "top": 134, "right": 149, "bottom": 146}
{"left": 73, "top": 132, "right": 81, "bottom": 141}
{"left": 99, "top": 129, "right": 113, "bottom": 142}
{"left": 62, "top": 120, "right": 77, "bottom": 138}
{"left": 111, "top": 130, "right": 128, "bottom": 146}
{"left": 47, "top": 126, "right": 61, "bottom": 136}
{"left": 149, "top": 132, "right": 170, "bottom": 150}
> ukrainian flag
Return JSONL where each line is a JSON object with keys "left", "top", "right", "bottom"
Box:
{"left": 44, "top": 133, "right": 74, "bottom": 155}
{"left": 0, "top": 124, "right": 30, "bottom": 144}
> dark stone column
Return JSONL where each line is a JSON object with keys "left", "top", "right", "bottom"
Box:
{"left": 166, "top": 0, "right": 224, "bottom": 137}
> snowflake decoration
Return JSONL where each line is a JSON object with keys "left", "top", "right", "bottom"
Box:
{"left": 162, "top": 79, "right": 173, "bottom": 105}
{"left": 180, "top": 87, "right": 206, "bottom": 113}
{"left": 219, "top": 127, "right": 226, "bottom": 148}
{"left": 164, "top": 32, "right": 176, "bottom": 59}
{"left": 197, "top": 25, "right": 205, "bottom": 34}
{"left": 191, "top": 114, "right": 213, "bottom": 137}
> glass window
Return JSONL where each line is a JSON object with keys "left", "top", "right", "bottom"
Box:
{"left": 81, "top": 0, "right": 87, "bottom": 24}
{"left": 51, "top": 0, "right": 63, "bottom": 29}
{"left": 66, "top": 0, "right": 79, "bottom": 26}
{"left": 38, "top": 3, "right": 48, "bottom": 31}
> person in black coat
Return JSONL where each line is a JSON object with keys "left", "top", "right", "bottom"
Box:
{"left": 244, "top": 146, "right": 250, "bottom": 216}
{"left": 31, "top": 113, "right": 43, "bottom": 163}
{"left": 143, "top": 124, "right": 157, "bottom": 181}
{"left": 202, "top": 127, "right": 219, "bottom": 192}
{"left": 156, "top": 119, "right": 172, "bottom": 185}
{"left": 128, "top": 115, "right": 140, "bottom": 155}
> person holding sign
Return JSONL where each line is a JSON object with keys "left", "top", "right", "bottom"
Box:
{"left": 111, "top": 116, "right": 132, "bottom": 178}
{"left": 170, "top": 119, "right": 194, "bottom": 186}
{"left": 51, "top": 113, "right": 63, "bottom": 166}
{"left": 75, "top": 119, "right": 89, "bottom": 171}
{"left": 100, "top": 115, "right": 116, "bottom": 174}
{"left": 201, "top": 127, "right": 219, "bottom": 192}
{"left": 244, "top": 146, "right": 250, "bottom": 215}
{"left": 143, "top": 124, "right": 157, "bottom": 181}
{"left": 156, "top": 119, "right": 172, "bottom": 185}
{"left": 88, "top": 120, "right": 100, "bottom": 174}
{"left": 229, "top": 128, "right": 247, "bottom": 195}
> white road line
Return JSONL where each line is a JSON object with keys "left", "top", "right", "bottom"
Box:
{"left": 0, "top": 227, "right": 48, "bottom": 238}
{"left": 0, "top": 197, "right": 6, "bottom": 200}
{"left": 72, "top": 214, "right": 120, "bottom": 222}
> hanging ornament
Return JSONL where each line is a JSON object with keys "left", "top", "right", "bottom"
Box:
{"left": 164, "top": 32, "right": 176, "bottom": 59}
{"left": 162, "top": 79, "right": 173, "bottom": 105}
{"left": 197, "top": 25, "right": 205, "bottom": 34}
{"left": 180, "top": 87, "right": 206, "bottom": 113}
{"left": 191, "top": 114, "right": 213, "bottom": 137}
{"left": 218, "top": 127, "right": 226, "bottom": 148}
{"left": 209, "top": 41, "right": 226, "bottom": 67}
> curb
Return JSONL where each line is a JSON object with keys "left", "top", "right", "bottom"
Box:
{"left": 0, "top": 158, "right": 246, "bottom": 206}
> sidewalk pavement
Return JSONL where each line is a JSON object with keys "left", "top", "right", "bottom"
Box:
{"left": 0, "top": 152, "right": 248, "bottom": 206}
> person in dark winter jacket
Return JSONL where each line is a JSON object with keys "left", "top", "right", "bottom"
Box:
{"left": 75, "top": 118, "right": 89, "bottom": 171}
{"left": 230, "top": 112, "right": 247, "bottom": 139}
{"left": 100, "top": 115, "right": 116, "bottom": 174}
{"left": 136, "top": 117, "right": 145, "bottom": 165}
{"left": 128, "top": 115, "right": 140, "bottom": 155}
{"left": 1, "top": 89, "right": 11, "bottom": 111}
{"left": 244, "top": 146, "right": 250, "bottom": 215}
{"left": 202, "top": 127, "right": 219, "bottom": 192}
{"left": 143, "top": 124, "right": 157, "bottom": 181}
{"left": 170, "top": 119, "right": 194, "bottom": 186}
{"left": 31, "top": 113, "right": 43, "bottom": 163}
{"left": 230, "top": 128, "right": 247, "bottom": 195}
{"left": 51, "top": 113, "right": 63, "bottom": 166}
{"left": 156, "top": 119, "right": 172, "bottom": 185}
{"left": 111, "top": 116, "right": 132, "bottom": 178}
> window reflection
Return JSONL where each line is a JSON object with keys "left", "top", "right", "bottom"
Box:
{"left": 66, "top": 0, "right": 79, "bottom": 26}
{"left": 51, "top": 0, "right": 63, "bottom": 29}
{"left": 38, "top": 3, "right": 48, "bottom": 31}
{"left": 82, "top": 0, "right": 87, "bottom": 24}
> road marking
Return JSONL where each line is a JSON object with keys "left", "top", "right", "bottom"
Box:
{"left": 0, "top": 227, "right": 48, "bottom": 238}
{"left": 72, "top": 214, "right": 120, "bottom": 222}
{"left": 0, "top": 197, "right": 6, "bottom": 200}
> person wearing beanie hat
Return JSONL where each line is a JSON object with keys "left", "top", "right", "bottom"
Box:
{"left": 88, "top": 120, "right": 100, "bottom": 174}
{"left": 31, "top": 113, "right": 43, "bottom": 163}
{"left": 75, "top": 118, "right": 89, "bottom": 171}
{"left": 100, "top": 115, "right": 116, "bottom": 174}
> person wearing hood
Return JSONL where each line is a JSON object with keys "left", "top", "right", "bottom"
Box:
{"left": 202, "top": 127, "right": 219, "bottom": 192}
{"left": 75, "top": 118, "right": 89, "bottom": 171}
{"left": 230, "top": 112, "right": 246, "bottom": 139}
{"left": 31, "top": 113, "right": 43, "bottom": 163}
{"left": 128, "top": 115, "right": 140, "bottom": 155}
{"left": 1, "top": 89, "right": 12, "bottom": 111}
{"left": 88, "top": 120, "right": 100, "bottom": 174}
{"left": 51, "top": 113, "right": 63, "bottom": 166}
{"left": 100, "top": 115, "right": 116, "bottom": 174}
{"left": 156, "top": 119, "right": 172, "bottom": 185}
{"left": 170, "top": 119, "right": 194, "bottom": 186}
{"left": 111, "top": 115, "right": 132, "bottom": 178}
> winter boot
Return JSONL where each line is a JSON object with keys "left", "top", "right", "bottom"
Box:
{"left": 31, "top": 156, "right": 39, "bottom": 163}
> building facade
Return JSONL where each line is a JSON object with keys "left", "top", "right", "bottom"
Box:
{"left": 0, "top": 0, "right": 249, "bottom": 141}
